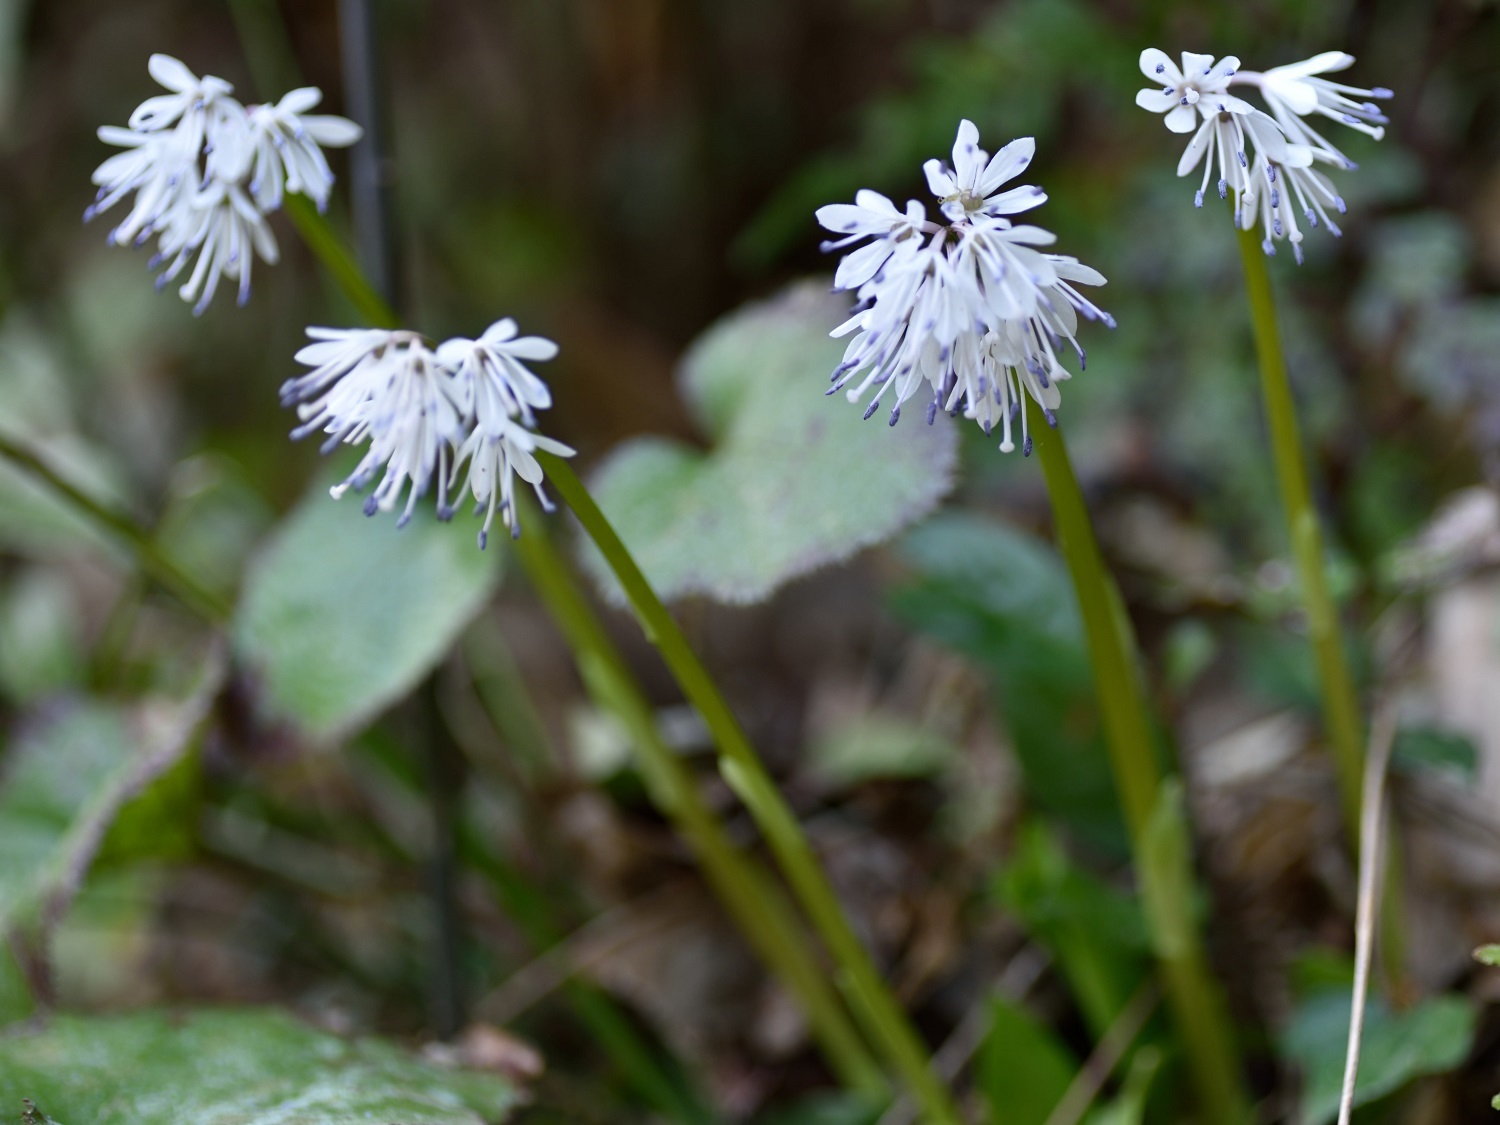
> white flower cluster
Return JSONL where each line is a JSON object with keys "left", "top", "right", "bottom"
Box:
{"left": 87, "top": 54, "right": 362, "bottom": 312}
{"left": 1135, "top": 49, "right": 1392, "bottom": 262}
{"left": 281, "top": 319, "right": 575, "bottom": 546}
{"left": 817, "top": 120, "right": 1112, "bottom": 455}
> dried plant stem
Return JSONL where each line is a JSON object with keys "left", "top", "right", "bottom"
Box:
{"left": 0, "top": 432, "right": 230, "bottom": 623}
{"left": 1028, "top": 404, "right": 1252, "bottom": 1125}
{"left": 537, "top": 454, "right": 962, "bottom": 1125}
{"left": 1338, "top": 705, "right": 1398, "bottom": 1125}
{"left": 510, "top": 509, "right": 890, "bottom": 1099}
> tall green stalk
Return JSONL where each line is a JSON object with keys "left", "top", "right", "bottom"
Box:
{"left": 511, "top": 510, "right": 889, "bottom": 1099}
{"left": 1027, "top": 403, "right": 1251, "bottom": 1125}
{"left": 281, "top": 204, "right": 894, "bottom": 1104}
{"left": 1233, "top": 227, "right": 1365, "bottom": 823}
{"left": 538, "top": 454, "right": 961, "bottom": 1125}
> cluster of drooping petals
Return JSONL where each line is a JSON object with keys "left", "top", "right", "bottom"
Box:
{"left": 87, "top": 55, "right": 362, "bottom": 312}
{"left": 1135, "top": 48, "right": 1392, "bottom": 262}
{"left": 816, "top": 120, "right": 1112, "bottom": 453}
{"left": 280, "top": 319, "right": 574, "bottom": 546}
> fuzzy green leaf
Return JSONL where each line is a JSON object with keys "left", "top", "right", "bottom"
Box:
{"left": 0, "top": 1008, "right": 517, "bottom": 1124}
{"left": 584, "top": 283, "right": 958, "bottom": 604}
{"left": 233, "top": 478, "right": 501, "bottom": 741}
{"left": 1283, "top": 990, "right": 1476, "bottom": 1124}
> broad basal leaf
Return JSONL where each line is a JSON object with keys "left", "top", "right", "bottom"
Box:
{"left": 0, "top": 1008, "right": 517, "bottom": 1124}
{"left": 233, "top": 477, "right": 502, "bottom": 741}
{"left": 585, "top": 282, "right": 958, "bottom": 604}
{"left": 1283, "top": 989, "right": 1476, "bottom": 1124}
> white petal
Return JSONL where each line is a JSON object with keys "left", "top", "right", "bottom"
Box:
{"left": 1271, "top": 51, "right": 1353, "bottom": 80}
{"left": 977, "top": 136, "right": 1034, "bottom": 195}
{"left": 1164, "top": 104, "right": 1198, "bottom": 133}
{"left": 1003, "top": 225, "right": 1057, "bottom": 246}
{"left": 480, "top": 318, "right": 520, "bottom": 345}
{"left": 817, "top": 203, "right": 875, "bottom": 234}
{"left": 1177, "top": 119, "right": 1214, "bottom": 176}
{"left": 834, "top": 240, "right": 892, "bottom": 290}
{"left": 1180, "top": 52, "right": 1215, "bottom": 79}
{"left": 982, "top": 185, "right": 1046, "bottom": 215}
{"left": 277, "top": 87, "right": 323, "bottom": 114}
{"left": 853, "top": 188, "right": 899, "bottom": 215}
{"left": 148, "top": 54, "right": 198, "bottom": 92}
{"left": 1139, "top": 48, "right": 1180, "bottom": 84}
{"left": 1263, "top": 75, "right": 1319, "bottom": 116}
{"left": 1136, "top": 88, "right": 1178, "bottom": 113}
{"left": 922, "top": 159, "right": 955, "bottom": 199}
{"left": 302, "top": 115, "right": 364, "bottom": 146}
{"left": 501, "top": 336, "right": 560, "bottom": 362}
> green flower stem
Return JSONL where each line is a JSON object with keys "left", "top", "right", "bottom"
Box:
{"left": 0, "top": 432, "right": 231, "bottom": 623}
{"left": 1234, "top": 227, "right": 1409, "bottom": 985}
{"left": 1233, "top": 227, "right": 1364, "bottom": 824}
{"left": 286, "top": 199, "right": 941, "bottom": 1115}
{"left": 1027, "top": 405, "right": 1251, "bottom": 1125}
{"left": 510, "top": 507, "right": 889, "bottom": 1099}
{"left": 536, "top": 453, "right": 961, "bottom": 1125}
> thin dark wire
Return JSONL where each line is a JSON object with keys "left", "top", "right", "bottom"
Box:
{"left": 334, "top": 0, "right": 463, "bottom": 1038}
{"left": 337, "top": 0, "right": 399, "bottom": 309}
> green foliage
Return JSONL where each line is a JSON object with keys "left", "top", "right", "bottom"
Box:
{"left": 996, "top": 822, "right": 1149, "bottom": 1037}
{"left": 890, "top": 513, "right": 1122, "bottom": 851}
{"left": 233, "top": 477, "right": 501, "bottom": 741}
{"left": 1282, "top": 990, "right": 1477, "bottom": 1124}
{"left": 585, "top": 283, "right": 957, "bottom": 604}
{"left": 0, "top": 700, "right": 204, "bottom": 939}
{"left": 1393, "top": 726, "right": 1479, "bottom": 783}
{"left": 0, "top": 1008, "right": 517, "bottom": 1124}
{"left": 1474, "top": 945, "right": 1500, "bottom": 967}
{"left": 975, "top": 996, "right": 1076, "bottom": 1125}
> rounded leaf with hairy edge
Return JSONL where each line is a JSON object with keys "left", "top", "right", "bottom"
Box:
{"left": 0, "top": 1008, "right": 517, "bottom": 1124}
{"left": 233, "top": 473, "right": 501, "bottom": 742}
{"left": 584, "top": 282, "right": 958, "bottom": 604}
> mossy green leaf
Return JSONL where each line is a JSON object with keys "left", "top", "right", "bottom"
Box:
{"left": 0, "top": 1008, "right": 517, "bottom": 1124}
{"left": 233, "top": 478, "right": 501, "bottom": 741}
{"left": 585, "top": 283, "right": 958, "bottom": 604}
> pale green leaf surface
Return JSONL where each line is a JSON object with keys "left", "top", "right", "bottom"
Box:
{"left": 0, "top": 689, "right": 211, "bottom": 936}
{"left": 584, "top": 282, "right": 958, "bottom": 604}
{"left": 0, "top": 1008, "right": 516, "bottom": 1124}
{"left": 233, "top": 478, "right": 501, "bottom": 741}
{"left": 1283, "top": 990, "right": 1476, "bottom": 1124}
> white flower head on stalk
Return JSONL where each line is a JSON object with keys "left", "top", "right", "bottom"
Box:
{"left": 282, "top": 329, "right": 467, "bottom": 527}
{"left": 281, "top": 320, "right": 575, "bottom": 546}
{"left": 1134, "top": 45, "right": 1392, "bottom": 259}
{"left": 817, "top": 120, "right": 1112, "bottom": 453}
{"left": 88, "top": 54, "right": 361, "bottom": 311}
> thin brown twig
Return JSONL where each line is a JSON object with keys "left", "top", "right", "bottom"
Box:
{"left": 1338, "top": 703, "right": 1400, "bottom": 1125}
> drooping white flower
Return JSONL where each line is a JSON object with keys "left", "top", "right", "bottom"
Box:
{"left": 1134, "top": 45, "right": 1391, "bottom": 259}
{"left": 89, "top": 54, "right": 359, "bottom": 311}
{"left": 247, "top": 88, "right": 364, "bottom": 212}
{"left": 281, "top": 320, "right": 574, "bottom": 544}
{"left": 282, "top": 329, "right": 467, "bottom": 526}
{"left": 1258, "top": 52, "right": 1392, "bottom": 169}
{"left": 816, "top": 190, "right": 936, "bottom": 290}
{"left": 818, "top": 120, "right": 1112, "bottom": 451}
